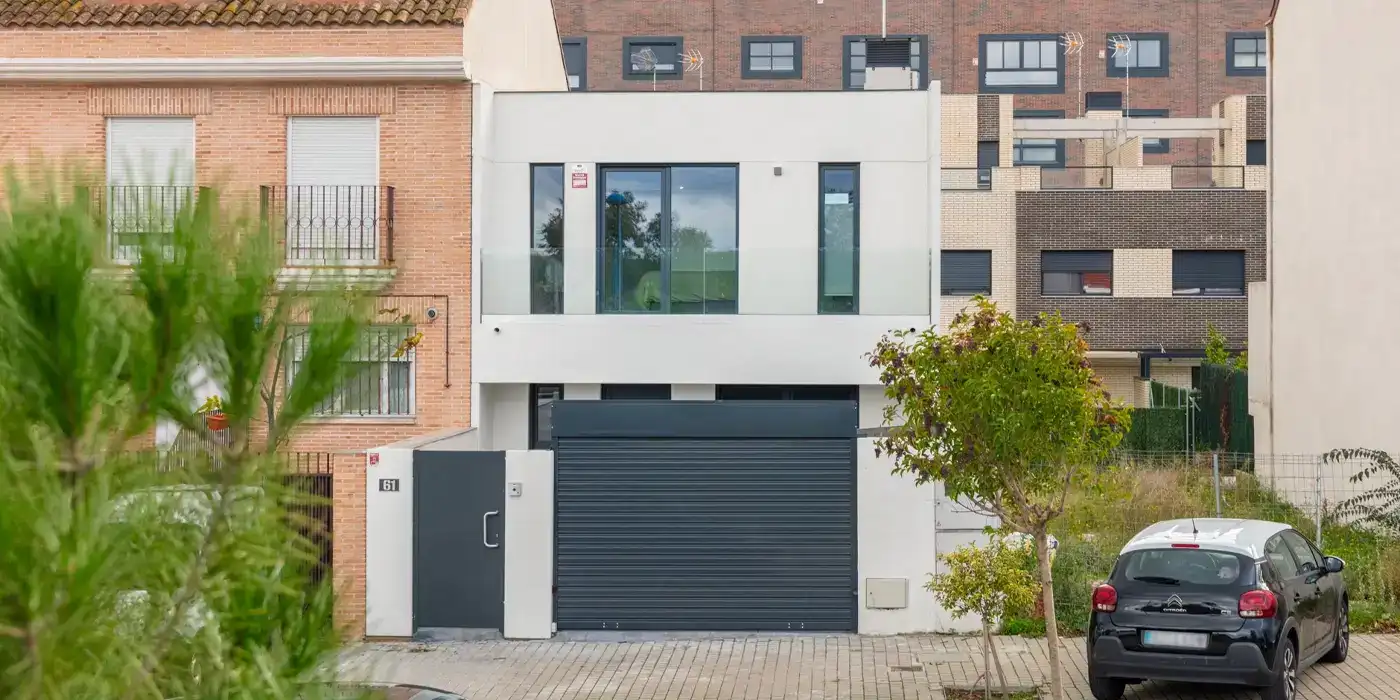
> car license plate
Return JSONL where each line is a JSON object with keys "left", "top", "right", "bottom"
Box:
{"left": 1142, "top": 630, "right": 1209, "bottom": 649}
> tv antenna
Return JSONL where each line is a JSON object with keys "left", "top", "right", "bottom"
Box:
{"left": 680, "top": 48, "right": 705, "bottom": 91}
{"left": 1109, "top": 34, "right": 1134, "bottom": 114}
{"left": 1061, "top": 32, "right": 1086, "bottom": 116}
{"left": 630, "top": 47, "right": 659, "bottom": 91}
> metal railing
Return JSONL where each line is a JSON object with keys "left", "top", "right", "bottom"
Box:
{"left": 1039, "top": 166, "right": 1114, "bottom": 190}
{"left": 101, "top": 185, "right": 204, "bottom": 263}
{"left": 1171, "top": 165, "right": 1245, "bottom": 190}
{"left": 940, "top": 167, "right": 993, "bottom": 191}
{"left": 262, "top": 185, "right": 395, "bottom": 266}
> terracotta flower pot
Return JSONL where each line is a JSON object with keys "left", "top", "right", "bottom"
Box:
{"left": 205, "top": 412, "right": 229, "bottom": 431}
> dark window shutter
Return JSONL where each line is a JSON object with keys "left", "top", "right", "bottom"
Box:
{"left": 1172, "top": 251, "right": 1245, "bottom": 293}
{"left": 867, "top": 38, "right": 912, "bottom": 67}
{"left": 1086, "top": 91, "right": 1124, "bottom": 111}
{"left": 1246, "top": 140, "right": 1267, "bottom": 166}
{"left": 1042, "top": 250, "right": 1112, "bottom": 273}
{"left": 941, "top": 250, "right": 992, "bottom": 295}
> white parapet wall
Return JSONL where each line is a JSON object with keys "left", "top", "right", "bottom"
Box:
{"left": 503, "top": 449, "right": 554, "bottom": 639}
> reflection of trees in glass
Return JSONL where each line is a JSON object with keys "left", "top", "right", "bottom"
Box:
{"left": 531, "top": 206, "right": 565, "bottom": 314}
{"left": 602, "top": 186, "right": 736, "bottom": 314}
{"left": 533, "top": 207, "right": 563, "bottom": 251}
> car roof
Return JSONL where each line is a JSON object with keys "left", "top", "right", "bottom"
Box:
{"left": 1120, "top": 518, "right": 1294, "bottom": 559}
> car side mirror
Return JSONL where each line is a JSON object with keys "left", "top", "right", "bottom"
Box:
{"left": 1324, "top": 556, "right": 1345, "bottom": 574}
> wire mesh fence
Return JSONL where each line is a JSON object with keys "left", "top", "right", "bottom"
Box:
{"left": 1042, "top": 449, "right": 1400, "bottom": 632}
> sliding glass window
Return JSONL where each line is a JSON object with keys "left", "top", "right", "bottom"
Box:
{"left": 819, "top": 164, "right": 859, "bottom": 313}
{"left": 598, "top": 166, "right": 738, "bottom": 314}
{"left": 530, "top": 165, "right": 565, "bottom": 314}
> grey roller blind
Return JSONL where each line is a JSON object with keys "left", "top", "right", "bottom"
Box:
{"left": 1173, "top": 250, "right": 1245, "bottom": 293}
{"left": 1042, "top": 250, "right": 1112, "bottom": 272}
{"left": 941, "top": 250, "right": 992, "bottom": 295}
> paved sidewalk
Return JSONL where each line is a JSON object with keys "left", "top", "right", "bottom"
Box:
{"left": 341, "top": 633, "right": 1400, "bottom": 700}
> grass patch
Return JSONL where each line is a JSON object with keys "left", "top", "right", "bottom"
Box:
{"left": 944, "top": 688, "right": 1040, "bottom": 700}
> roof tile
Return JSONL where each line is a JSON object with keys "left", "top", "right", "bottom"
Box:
{"left": 0, "top": 0, "right": 465, "bottom": 27}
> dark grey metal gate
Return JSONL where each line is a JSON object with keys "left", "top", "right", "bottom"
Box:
{"left": 552, "top": 400, "right": 857, "bottom": 632}
{"left": 413, "top": 450, "right": 505, "bottom": 631}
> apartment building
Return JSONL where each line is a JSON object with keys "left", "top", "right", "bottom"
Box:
{"left": 552, "top": 0, "right": 1273, "bottom": 165}
{"left": 939, "top": 93, "right": 1266, "bottom": 405}
{"left": 1252, "top": 0, "right": 1395, "bottom": 458}
{"left": 0, "top": 0, "right": 564, "bottom": 636}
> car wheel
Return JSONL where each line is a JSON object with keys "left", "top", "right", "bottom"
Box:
{"left": 1322, "top": 601, "right": 1350, "bottom": 663}
{"left": 1089, "top": 675, "right": 1126, "bottom": 700}
{"left": 1264, "top": 638, "right": 1298, "bottom": 700}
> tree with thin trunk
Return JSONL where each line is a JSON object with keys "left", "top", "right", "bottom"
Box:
{"left": 868, "top": 297, "right": 1130, "bottom": 700}
{"left": 0, "top": 163, "right": 374, "bottom": 699}
{"left": 929, "top": 538, "right": 1038, "bottom": 700}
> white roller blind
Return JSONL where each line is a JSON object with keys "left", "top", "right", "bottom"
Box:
{"left": 285, "top": 117, "right": 381, "bottom": 264}
{"left": 286, "top": 117, "right": 379, "bottom": 186}
{"left": 106, "top": 117, "right": 195, "bottom": 186}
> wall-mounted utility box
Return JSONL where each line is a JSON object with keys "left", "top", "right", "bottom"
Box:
{"left": 864, "top": 577, "right": 909, "bottom": 609}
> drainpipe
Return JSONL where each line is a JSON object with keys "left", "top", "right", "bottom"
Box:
{"left": 881, "top": 0, "right": 887, "bottom": 37}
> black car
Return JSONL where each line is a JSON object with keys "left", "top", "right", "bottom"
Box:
{"left": 1086, "top": 518, "right": 1349, "bottom": 700}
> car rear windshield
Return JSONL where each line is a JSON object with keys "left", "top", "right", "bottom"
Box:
{"left": 1114, "top": 548, "right": 1256, "bottom": 587}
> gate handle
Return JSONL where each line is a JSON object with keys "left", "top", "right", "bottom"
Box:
{"left": 482, "top": 510, "right": 500, "bottom": 548}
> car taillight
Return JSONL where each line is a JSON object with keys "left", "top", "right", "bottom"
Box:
{"left": 1239, "top": 590, "right": 1277, "bottom": 619}
{"left": 1092, "top": 584, "right": 1118, "bottom": 612}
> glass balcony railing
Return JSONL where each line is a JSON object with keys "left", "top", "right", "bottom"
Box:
{"left": 479, "top": 246, "right": 933, "bottom": 317}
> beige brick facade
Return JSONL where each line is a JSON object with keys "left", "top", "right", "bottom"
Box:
{"left": 1112, "top": 248, "right": 1174, "bottom": 298}
{"left": 0, "top": 25, "right": 473, "bottom": 639}
{"left": 1091, "top": 359, "right": 1143, "bottom": 408}
{"left": 940, "top": 190, "right": 1016, "bottom": 328}
{"left": 941, "top": 94, "right": 978, "bottom": 168}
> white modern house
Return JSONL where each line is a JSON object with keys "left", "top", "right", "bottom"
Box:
{"left": 470, "top": 88, "right": 942, "bottom": 446}
{"left": 364, "top": 78, "right": 970, "bottom": 642}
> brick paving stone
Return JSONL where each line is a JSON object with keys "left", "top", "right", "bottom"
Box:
{"left": 340, "top": 634, "right": 1400, "bottom": 700}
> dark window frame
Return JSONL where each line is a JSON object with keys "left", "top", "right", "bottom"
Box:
{"left": 561, "top": 37, "right": 587, "bottom": 91}
{"left": 941, "top": 250, "right": 992, "bottom": 296}
{"left": 818, "top": 163, "right": 860, "bottom": 314}
{"left": 1172, "top": 250, "right": 1246, "bottom": 297}
{"left": 842, "top": 34, "right": 929, "bottom": 90}
{"left": 1105, "top": 32, "right": 1170, "bottom": 78}
{"left": 530, "top": 164, "right": 565, "bottom": 314}
{"left": 978, "top": 33, "right": 1066, "bottom": 94}
{"left": 1246, "top": 139, "right": 1268, "bottom": 166}
{"left": 601, "top": 384, "right": 672, "bottom": 400}
{"left": 741, "top": 35, "right": 804, "bottom": 80}
{"left": 595, "top": 164, "right": 740, "bottom": 315}
{"left": 1041, "top": 250, "right": 1114, "bottom": 297}
{"left": 1013, "top": 109, "right": 1066, "bottom": 167}
{"left": 1085, "top": 91, "right": 1124, "bottom": 111}
{"left": 1226, "top": 31, "right": 1267, "bottom": 77}
{"left": 528, "top": 384, "right": 563, "bottom": 449}
{"left": 622, "top": 36, "right": 685, "bottom": 80}
{"left": 1127, "top": 108, "right": 1171, "bottom": 154}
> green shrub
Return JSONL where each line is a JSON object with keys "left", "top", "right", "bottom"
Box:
{"left": 1121, "top": 408, "right": 1191, "bottom": 452}
{"left": 1049, "top": 538, "right": 1118, "bottom": 635}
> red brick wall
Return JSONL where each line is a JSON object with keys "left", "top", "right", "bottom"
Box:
{"left": 553, "top": 0, "right": 1271, "bottom": 163}
{"left": 0, "top": 26, "right": 473, "bottom": 639}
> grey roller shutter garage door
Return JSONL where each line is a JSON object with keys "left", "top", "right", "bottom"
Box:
{"left": 553, "top": 401, "right": 857, "bottom": 632}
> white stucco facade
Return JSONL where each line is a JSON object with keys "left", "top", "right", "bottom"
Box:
{"left": 1253, "top": 0, "right": 1400, "bottom": 460}
{"left": 470, "top": 87, "right": 943, "bottom": 448}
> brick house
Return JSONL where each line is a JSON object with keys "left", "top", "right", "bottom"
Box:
{"left": 552, "top": 0, "right": 1272, "bottom": 165}
{"left": 0, "top": 0, "right": 564, "bottom": 637}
